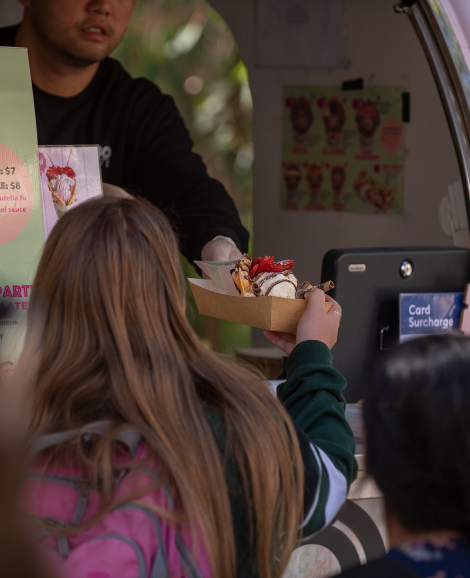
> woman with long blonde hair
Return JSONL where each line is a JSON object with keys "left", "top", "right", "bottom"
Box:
{"left": 24, "top": 197, "right": 356, "bottom": 578}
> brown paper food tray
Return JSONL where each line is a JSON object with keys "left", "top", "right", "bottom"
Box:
{"left": 189, "top": 279, "right": 332, "bottom": 334}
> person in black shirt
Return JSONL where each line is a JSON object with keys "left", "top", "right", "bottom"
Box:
{"left": 2, "top": 0, "right": 248, "bottom": 264}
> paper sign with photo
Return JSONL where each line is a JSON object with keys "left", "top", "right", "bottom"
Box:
{"left": 38, "top": 145, "right": 103, "bottom": 239}
{"left": 194, "top": 260, "right": 240, "bottom": 296}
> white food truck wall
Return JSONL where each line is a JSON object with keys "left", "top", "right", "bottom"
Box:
{"left": 209, "top": 0, "right": 459, "bottom": 291}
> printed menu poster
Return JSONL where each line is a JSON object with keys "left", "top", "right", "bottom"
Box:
{"left": 0, "top": 47, "right": 45, "bottom": 366}
{"left": 39, "top": 146, "right": 103, "bottom": 239}
{"left": 281, "top": 85, "right": 405, "bottom": 214}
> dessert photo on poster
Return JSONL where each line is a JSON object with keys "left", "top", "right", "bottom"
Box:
{"left": 281, "top": 85, "right": 406, "bottom": 214}
{"left": 38, "top": 145, "right": 103, "bottom": 239}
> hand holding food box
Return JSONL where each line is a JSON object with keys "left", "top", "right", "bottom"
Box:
{"left": 264, "top": 285, "right": 342, "bottom": 352}
{"left": 190, "top": 254, "right": 334, "bottom": 333}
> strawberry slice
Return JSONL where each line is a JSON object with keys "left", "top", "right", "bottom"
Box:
{"left": 62, "top": 166, "right": 76, "bottom": 179}
{"left": 46, "top": 165, "right": 60, "bottom": 180}
{"left": 249, "top": 264, "right": 260, "bottom": 278}
{"left": 278, "top": 259, "right": 294, "bottom": 271}
{"left": 251, "top": 257, "right": 263, "bottom": 267}
{"left": 258, "top": 256, "right": 272, "bottom": 273}
{"left": 265, "top": 262, "right": 282, "bottom": 273}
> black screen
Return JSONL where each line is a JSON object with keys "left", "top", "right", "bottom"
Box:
{"left": 321, "top": 247, "right": 470, "bottom": 402}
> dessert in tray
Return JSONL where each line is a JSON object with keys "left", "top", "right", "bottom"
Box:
{"left": 231, "top": 254, "right": 334, "bottom": 299}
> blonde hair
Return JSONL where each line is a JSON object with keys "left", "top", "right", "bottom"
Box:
{"left": 26, "top": 197, "right": 303, "bottom": 578}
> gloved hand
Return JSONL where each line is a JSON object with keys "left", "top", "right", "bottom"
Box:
{"left": 201, "top": 236, "right": 242, "bottom": 263}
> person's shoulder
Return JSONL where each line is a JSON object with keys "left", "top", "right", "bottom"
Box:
{"left": 103, "top": 57, "right": 164, "bottom": 98}
{"left": 339, "top": 557, "right": 420, "bottom": 578}
{"left": 99, "top": 58, "right": 179, "bottom": 125}
{"left": 0, "top": 24, "right": 20, "bottom": 47}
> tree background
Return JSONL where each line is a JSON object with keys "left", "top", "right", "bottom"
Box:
{"left": 113, "top": 0, "right": 253, "bottom": 353}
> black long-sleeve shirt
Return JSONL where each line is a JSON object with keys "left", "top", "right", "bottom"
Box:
{"left": 0, "top": 25, "right": 249, "bottom": 264}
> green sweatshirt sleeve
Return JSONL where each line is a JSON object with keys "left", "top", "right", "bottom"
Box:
{"left": 278, "top": 339, "right": 358, "bottom": 537}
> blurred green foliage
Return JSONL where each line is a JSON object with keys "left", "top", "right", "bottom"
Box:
{"left": 113, "top": 0, "right": 253, "bottom": 353}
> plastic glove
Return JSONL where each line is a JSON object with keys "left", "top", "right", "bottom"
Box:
{"left": 201, "top": 236, "right": 242, "bottom": 263}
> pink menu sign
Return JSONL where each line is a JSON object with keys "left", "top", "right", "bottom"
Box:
{"left": 38, "top": 145, "right": 103, "bottom": 239}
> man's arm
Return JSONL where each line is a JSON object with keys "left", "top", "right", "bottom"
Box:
{"left": 129, "top": 83, "right": 249, "bottom": 264}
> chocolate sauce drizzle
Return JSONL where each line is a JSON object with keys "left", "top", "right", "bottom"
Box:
{"left": 296, "top": 281, "right": 311, "bottom": 300}
{"left": 250, "top": 271, "right": 298, "bottom": 297}
{"left": 265, "top": 279, "right": 297, "bottom": 296}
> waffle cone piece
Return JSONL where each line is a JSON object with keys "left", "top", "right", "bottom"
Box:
{"left": 48, "top": 179, "right": 77, "bottom": 207}
{"left": 231, "top": 254, "right": 254, "bottom": 297}
{"left": 296, "top": 280, "right": 335, "bottom": 299}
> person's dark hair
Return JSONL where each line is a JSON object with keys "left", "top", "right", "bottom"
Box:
{"left": 364, "top": 334, "right": 470, "bottom": 535}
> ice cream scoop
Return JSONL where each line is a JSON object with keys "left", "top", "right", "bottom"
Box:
{"left": 230, "top": 254, "right": 334, "bottom": 301}
{"left": 252, "top": 271, "right": 298, "bottom": 299}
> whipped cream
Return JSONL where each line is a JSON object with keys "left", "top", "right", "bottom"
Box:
{"left": 51, "top": 174, "right": 76, "bottom": 204}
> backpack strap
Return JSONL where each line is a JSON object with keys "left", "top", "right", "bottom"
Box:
{"left": 162, "top": 484, "right": 204, "bottom": 578}
{"left": 31, "top": 420, "right": 142, "bottom": 458}
{"left": 31, "top": 422, "right": 141, "bottom": 559}
{"left": 175, "top": 533, "right": 204, "bottom": 578}
{"left": 116, "top": 504, "right": 170, "bottom": 578}
{"left": 32, "top": 478, "right": 90, "bottom": 557}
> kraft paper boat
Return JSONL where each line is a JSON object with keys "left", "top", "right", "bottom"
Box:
{"left": 189, "top": 260, "right": 331, "bottom": 334}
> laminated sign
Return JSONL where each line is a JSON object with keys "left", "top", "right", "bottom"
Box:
{"left": 399, "top": 293, "right": 464, "bottom": 343}
{"left": 38, "top": 145, "right": 103, "bottom": 240}
{"left": 0, "top": 48, "right": 44, "bottom": 364}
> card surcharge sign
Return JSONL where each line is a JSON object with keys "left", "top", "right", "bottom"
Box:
{"left": 281, "top": 85, "right": 405, "bottom": 214}
{"left": 399, "top": 293, "right": 463, "bottom": 343}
